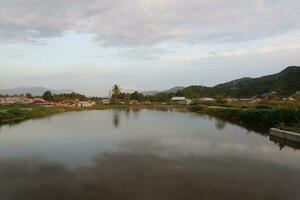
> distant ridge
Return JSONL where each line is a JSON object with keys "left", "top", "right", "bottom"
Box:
{"left": 213, "top": 66, "right": 300, "bottom": 97}
{"left": 0, "top": 87, "right": 73, "bottom": 96}
{"left": 142, "top": 86, "right": 185, "bottom": 96}
{"left": 160, "top": 66, "right": 300, "bottom": 98}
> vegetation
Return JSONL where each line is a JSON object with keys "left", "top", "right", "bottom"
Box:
{"left": 213, "top": 66, "right": 300, "bottom": 97}
{"left": 42, "top": 91, "right": 53, "bottom": 101}
{"left": 53, "top": 92, "right": 88, "bottom": 101}
{"left": 0, "top": 104, "right": 66, "bottom": 124}
{"left": 111, "top": 84, "right": 121, "bottom": 104}
{"left": 159, "top": 66, "right": 300, "bottom": 98}
{"left": 0, "top": 104, "right": 129, "bottom": 125}
{"left": 293, "top": 91, "right": 300, "bottom": 100}
{"left": 189, "top": 105, "right": 300, "bottom": 132}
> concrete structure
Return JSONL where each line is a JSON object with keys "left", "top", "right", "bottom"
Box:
{"left": 171, "top": 97, "right": 192, "bottom": 105}
{"left": 269, "top": 128, "right": 300, "bottom": 143}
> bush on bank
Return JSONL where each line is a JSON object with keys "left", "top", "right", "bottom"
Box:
{"left": 190, "top": 105, "right": 300, "bottom": 127}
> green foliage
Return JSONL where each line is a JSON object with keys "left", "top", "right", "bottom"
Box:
{"left": 177, "top": 85, "right": 215, "bottom": 98}
{"left": 255, "top": 105, "right": 272, "bottom": 110}
{"left": 53, "top": 92, "right": 87, "bottom": 101}
{"left": 130, "top": 91, "right": 146, "bottom": 101}
{"left": 293, "top": 91, "right": 300, "bottom": 100}
{"left": 167, "top": 66, "right": 300, "bottom": 98}
{"left": 148, "top": 92, "right": 174, "bottom": 102}
{"left": 42, "top": 91, "right": 53, "bottom": 101}
{"left": 190, "top": 105, "right": 300, "bottom": 128}
{"left": 214, "top": 66, "right": 300, "bottom": 97}
{"left": 25, "top": 93, "right": 33, "bottom": 98}
{"left": 111, "top": 85, "right": 121, "bottom": 100}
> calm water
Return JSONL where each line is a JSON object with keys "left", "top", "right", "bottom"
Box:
{"left": 0, "top": 109, "right": 300, "bottom": 200}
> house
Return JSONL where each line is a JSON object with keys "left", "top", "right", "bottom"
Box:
{"left": 251, "top": 98, "right": 263, "bottom": 103}
{"left": 185, "top": 99, "right": 193, "bottom": 105}
{"left": 239, "top": 98, "right": 253, "bottom": 102}
{"left": 102, "top": 99, "right": 110, "bottom": 105}
{"left": 171, "top": 97, "right": 186, "bottom": 104}
{"left": 199, "top": 97, "right": 215, "bottom": 102}
{"left": 130, "top": 100, "right": 140, "bottom": 105}
{"left": 116, "top": 99, "right": 125, "bottom": 105}
{"left": 77, "top": 101, "right": 95, "bottom": 107}
{"left": 32, "top": 98, "right": 52, "bottom": 106}
{"left": 282, "top": 97, "right": 295, "bottom": 101}
{"left": 225, "top": 97, "right": 237, "bottom": 102}
{"left": 171, "top": 97, "right": 192, "bottom": 105}
{"left": 62, "top": 100, "right": 77, "bottom": 107}
{"left": 0, "top": 97, "right": 34, "bottom": 105}
{"left": 144, "top": 100, "right": 151, "bottom": 104}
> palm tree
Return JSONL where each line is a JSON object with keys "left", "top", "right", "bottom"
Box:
{"left": 111, "top": 84, "right": 121, "bottom": 101}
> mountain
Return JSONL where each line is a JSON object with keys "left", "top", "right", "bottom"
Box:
{"left": 165, "top": 86, "right": 185, "bottom": 93}
{"left": 142, "top": 86, "right": 185, "bottom": 96}
{"left": 0, "top": 87, "right": 73, "bottom": 96}
{"left": 163, "top": 66, "right": 300, "bottom": 98}
{"left": 142, "top": 90, "right": 160, "bottom": 96}
{"left": 179, "top": 85, "right": 216, "bottom": 98}
{"left": 214, "top": 66, "right": 300, "bottom": 97}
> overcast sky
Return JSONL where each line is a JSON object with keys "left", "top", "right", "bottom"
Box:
{"left": 0, "top": 0, "right": 300, "bottom": 96}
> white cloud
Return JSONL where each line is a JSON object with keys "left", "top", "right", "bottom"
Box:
{"left": 0, "top": 0, "right": 299, "bottom": 46}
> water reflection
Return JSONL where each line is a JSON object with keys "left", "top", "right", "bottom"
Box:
{"left": 270, "top": 135, "right": 300, "bottom": 151}
{"left": 112, "top": 110, "right": 120, "bottom": 128}
{"left": 214, "top": 118, "right": 227, "bottom": 130}
{"left": 0, "top": 153, "right": 300, "bottom": 200}
{"left": 0, "top": 109, "right": 300, "bottom": 199}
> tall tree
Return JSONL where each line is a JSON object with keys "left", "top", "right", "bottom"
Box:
{"left": 42, "top": 91, "right": 53, "bottom": 101}
{"left": 25, "top": 93, "right": 33, "bottom": 98}
{"left": 111, "top": 85, "right": 121, "bottom": 100}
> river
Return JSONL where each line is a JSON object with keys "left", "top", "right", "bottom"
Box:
{"left": 0, "top": 108, "right": 299, "bottom": 200}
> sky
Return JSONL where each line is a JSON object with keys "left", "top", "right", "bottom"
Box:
{"left": 0, "top": 0, "right": 300, "bottom": 96}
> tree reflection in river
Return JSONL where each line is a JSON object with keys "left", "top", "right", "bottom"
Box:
{"left": 0, "top": 152, "right": 300, "bottom": 200}
{"left": 214, "top": 118, "right": 227, "bottom": 130}
{"left": 269, "top": 135, "right": 300, "bottom": 151}
{"left": 112, "top": 110, "right": 120, "bottom": 128}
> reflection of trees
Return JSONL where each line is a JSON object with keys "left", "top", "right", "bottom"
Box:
{"left": 112, "top": 110, "right": 120, "bottom": 128}
{"left": 1, "top": 154, "right": 300, "bottom": 200}
{"left": 269, "top": 136, "right": 300, "bottom": 151}
{"left": 215, "top": 119, "right": 227, "bottom": 130}
{"left": 0, "top": 154, "right": 299, "bottom": 200}
{"left": 131, "top": 107, "right": 141, "bottom": 119}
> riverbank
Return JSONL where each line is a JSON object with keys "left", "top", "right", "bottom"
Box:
{"left": 189, "top": 105, "right": 300, "bottom": 133}
{"left": 0, "top": 104, "right": 128, "bottom": 125}
{"left": 1, "top": 104, "right": 299, "bottom": 134}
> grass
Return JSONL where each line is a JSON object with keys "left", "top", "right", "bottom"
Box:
{"left": 279, "top": 123, "right": 300, "bottom": 133}
{"left": 0, "top": 104, "right": 129, "bottom": 125}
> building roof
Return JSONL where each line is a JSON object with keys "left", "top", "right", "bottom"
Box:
{"left": 199, "top": 97, "right": 215, "bottom": 101}
{"left": 171, "top": 97, "right": 186, "bottom": 101}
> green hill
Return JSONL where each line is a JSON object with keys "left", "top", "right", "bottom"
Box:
{"left": 176, "top": 66, "right": 300, "bottom": 98}
{"left": 214, "top": 66, "right": 300, "bottom": 97}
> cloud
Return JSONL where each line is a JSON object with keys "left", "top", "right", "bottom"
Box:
{"left": 0, "top": 0, "right": 299, "bottom": 46}
{"left": 158, "top": 43, "right": 300, "bottom": 63}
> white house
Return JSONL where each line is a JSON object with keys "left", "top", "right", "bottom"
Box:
{"left": 171, "top": 97, "right": 192, "bottom": 105}
{"left": 102, "top": 99, "right": 110, "bottom": 105}
{"left": 77, "top": 101, "right": 95, "bottom": 107}
{"left": 199, "top": 97, "right": 215, "bottom": 102}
